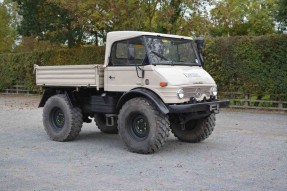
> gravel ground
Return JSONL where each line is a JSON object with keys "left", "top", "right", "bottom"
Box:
{"left": 0, "top": 94, "right": 286, "bottom": 191}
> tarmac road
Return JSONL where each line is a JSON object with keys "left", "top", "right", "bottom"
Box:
{"left": 0, "top": 94, "right": 286, "bottom": 191}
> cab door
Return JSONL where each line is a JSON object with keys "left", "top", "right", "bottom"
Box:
{"left": 104, "top": 37, "right": 146, "bottom": 92}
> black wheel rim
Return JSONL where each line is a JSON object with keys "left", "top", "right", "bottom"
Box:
{"left": 129, "top": 113, "right": 150, "bottom": 140}
{"left": 183, "top": 120, "right": 198, "bottom": 131}
{"left": 50, "top": 107, "right": 65, "bottom": 130}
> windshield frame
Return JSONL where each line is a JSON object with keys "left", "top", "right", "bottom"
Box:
{"left": 142, "top": 35, "right": 201, "bottom": 66}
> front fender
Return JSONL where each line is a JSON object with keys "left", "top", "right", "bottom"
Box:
{"left": 116, "top": 88, "right": 169, "bottom": 114}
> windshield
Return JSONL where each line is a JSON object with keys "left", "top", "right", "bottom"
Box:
{"left": 144, "top": 36, "right": 199, "bottom": 66}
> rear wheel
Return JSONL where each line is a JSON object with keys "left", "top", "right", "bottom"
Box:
{"left": 94, "top": 114, "right": 118, "bottom": 134}
{"left": 43, "top": 94, "right": 83, "bottom": 141}
{"left": 171, "top": 113, "right": 215, "bottom": 143}
{"left": 118, "top": 97, "right": 170, "bottom": 154}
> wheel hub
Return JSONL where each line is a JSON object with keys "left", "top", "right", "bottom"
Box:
{"left": 131, "top": 114, "right": 149, "bottom": 139}
{"left": 50, "top": 107, "right": 65, "bottom": 129}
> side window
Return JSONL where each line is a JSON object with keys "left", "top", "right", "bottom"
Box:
{"left": 116, "top": 42, "right": 128, "bottom": 59}
{"left": 110, "top": 37, "right": 146, "bottom": 66}
{"left": 129, "top": 38, "right": 145, "bottom": 63}
{"left": 110, "top": 40, "right": 128, "bottom": 65}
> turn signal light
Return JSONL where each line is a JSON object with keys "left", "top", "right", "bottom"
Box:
{"left": 160, "top": 82, "right": 168, "bottom": 87}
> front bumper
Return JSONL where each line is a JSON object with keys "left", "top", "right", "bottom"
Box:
{"left": 167, "top": 100, "right": 230, "bottom": 113}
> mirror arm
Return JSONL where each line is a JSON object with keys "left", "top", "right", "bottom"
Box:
{"left": 135, "top": 54, "right": 147, "bottom": 79}
{"left": 194, "top": 37, "right": 205, "bottom": 67}
{"left": 196, "top": 48, "right": 204, "bottom": 67}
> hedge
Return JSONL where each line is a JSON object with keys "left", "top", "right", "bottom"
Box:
{"left": 0, "top": 46, "right": 105, "bottom": 91}
{"left": 205, "top": 34, "right": 287, "bottom": 100}
{"left": 0, "top": 35, "right": 286, "bottom": 100}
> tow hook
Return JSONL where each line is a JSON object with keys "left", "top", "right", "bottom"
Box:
{"left": 210, "top": 104, "right": 219, "bottom": 114}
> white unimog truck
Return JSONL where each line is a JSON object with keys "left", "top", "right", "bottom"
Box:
{"left": 35, "top": 31, "right": 229, "bottom": 154}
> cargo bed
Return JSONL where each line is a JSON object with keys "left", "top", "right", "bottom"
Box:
{"left": 34, "top": 64, "right": 104, "bottom": 90}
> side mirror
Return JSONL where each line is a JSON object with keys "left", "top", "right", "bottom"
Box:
{"left": 194, "top": 37, "right": 205, "bottom": 51}
{"left": 194, "top": 37, "right": 205, "bottom": 67}
{"left": 128, "top": 47, "right": 135, "bottom": 60}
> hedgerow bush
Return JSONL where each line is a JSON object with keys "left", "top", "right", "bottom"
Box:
{"left": 0, "top": 46, "right": 105, "bottom": 91}
{"left": 0, "top": 35, "right": 286, "bottom": 101}
{"left": 205, "top": 34, "right": 287, "bottom": 100}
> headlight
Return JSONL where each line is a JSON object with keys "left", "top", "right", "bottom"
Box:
{"left": 177, "top": 88, "right": 184, "bottom": 99}
{"left": 210, "top": 86, "right": 218, "bottom": 96}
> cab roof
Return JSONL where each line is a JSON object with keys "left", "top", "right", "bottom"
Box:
{"left": 104, "top": 31, "right": 193, "bottom": 66}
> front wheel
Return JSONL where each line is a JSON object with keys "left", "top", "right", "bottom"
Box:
{"left": 171, "top": 113, "right": 216, "bottom": 143}
{"left": 118, "top": 97, "right": 170, "bottom": 154}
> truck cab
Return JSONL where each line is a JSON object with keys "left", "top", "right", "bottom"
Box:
{"left": 35, "top": 31, "right": 229, "bottom": 154}
{"left": 105, "top": 31, "right": 216, "bottom": 103}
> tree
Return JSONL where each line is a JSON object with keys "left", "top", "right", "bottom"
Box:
{"left": 47, "top": 0, "right": 108, "bottom": 46}
{"left": 140, "top": 0, "right": 161, "bottom": 31}
{"left": 153, "top": 0, "right": 212, "bottom": 36}
{"left": 154, "top": 0, "right": 188, "bottom": 34}
{"left": 44, "top": 0, "right": 147, "bottom": 45}
{"left": 14, "top": 0, "right": 216, "bottom": 48}
{"left": 210, "top": 0, "right": 277, "bottom": 36}
{"left": 52, "top": 0, "right": 157, "bottom": 44}
{"left": 210, "top": 0, "right": 248, "bottom": 36}
{"left": 276, "top": 0, "right": 287, "bottom": 32}
{"left": 15, "top": 0, "right": 86, "bottom": 48}
{"left": 181, "top": 0, "right": 213, "bottom": 36}
{"left": 247, "top": 0, "right": 278, "bottom": 35}
{"left": 0, "top": 1, "right": 16, "bottom": 53}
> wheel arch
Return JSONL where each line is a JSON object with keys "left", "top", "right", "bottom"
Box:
{"left": 39, "top": 88, "right": 77, "bottom": 108}
{"left": 116, "top": 88, "right": 169, "bottom": 114}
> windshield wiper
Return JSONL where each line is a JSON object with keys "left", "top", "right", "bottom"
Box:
{"left": 150, "top": 51, "right": 168, "bottom": 61}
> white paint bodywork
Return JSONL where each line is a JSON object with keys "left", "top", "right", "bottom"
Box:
{"left": 104, "top": 64, "right": 216, "bottom": 103}
{"left": 149, "top": 65, "right": 216, "bottom": 103}
{"left": 35, "top": 31, "right": 217, "bottom": 104}
{"left": 34, "top": 64, "right": 104, "bottom": 90}
{"left": 153, "top": 65, "right": 215, "bottom": 86}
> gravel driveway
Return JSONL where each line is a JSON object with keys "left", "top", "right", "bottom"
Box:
{"left": 0, "top": 94, "right": 286, "bottom": 191}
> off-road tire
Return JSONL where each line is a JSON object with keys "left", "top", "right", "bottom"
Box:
{"left": 94, "top": 114, "right": 118, "bottom": 134}
{"left": 43, "top": 94, "right": 83, "bottom": 141}
{"left": 118, "top": 97, "right": 170, "bottom": 154}
{"left": 171, "top": 113, "right": 215, "bottom": 143}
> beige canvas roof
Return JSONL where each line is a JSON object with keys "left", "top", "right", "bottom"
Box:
{"left": 104, "top": 31, "right": 193, "bottom": 66}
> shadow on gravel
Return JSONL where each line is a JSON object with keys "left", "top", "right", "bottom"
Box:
{"left": 75, "top": 131, "right": 123, "bottom": 148}
{"left": 72, "top": 130, "right": 211, "bottom": 154}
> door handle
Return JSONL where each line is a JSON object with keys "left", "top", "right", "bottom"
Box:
{"left": 109, "top": 76, "right": 115, "bottom": 79}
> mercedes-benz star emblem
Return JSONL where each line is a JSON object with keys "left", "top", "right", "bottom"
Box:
{"left": 195, "top": 88, "right": 201, "bottom": 97}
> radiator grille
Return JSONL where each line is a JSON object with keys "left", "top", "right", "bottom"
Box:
{"left": 183, "top": 86, "right": 212, "bottom": 99}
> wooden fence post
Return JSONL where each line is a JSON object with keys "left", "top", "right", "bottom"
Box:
{"left": 244, "top": 94, "right": 250, "bottom": 106}
{"left": 278, "top": 101, "right": 283, "bottom": 109}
